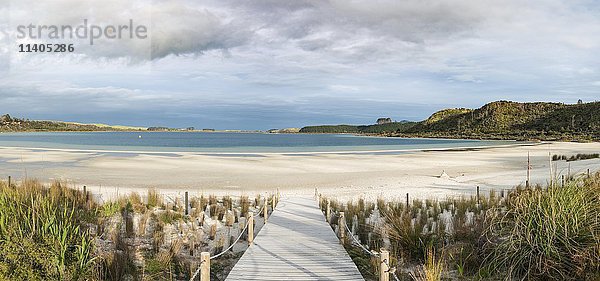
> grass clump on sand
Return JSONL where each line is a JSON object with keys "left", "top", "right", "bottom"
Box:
{"left": 484, "top": 176, "right": 600, "bottom": 280}
{"left": 410, "top": 247, "right": 445, "bottom": 281}
{"left": 0, "top": 180, "right": 96, "bottom": 280}
{"left": 552, "top": 153, "right": 600, "bottom": 162}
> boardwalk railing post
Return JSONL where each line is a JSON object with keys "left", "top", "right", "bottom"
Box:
{"left": 380, "top": 249, "right": 389, "bottom": 281}
{"left": 248, "top": 212, "right": 254, "bottom": 245}
{"left": 264, "top": 197, "right": 268, "bottom": 224}
{"left": 379, "top": 249, "right": 390, "bottom": 281}
{"left": 326, "top": 199, "right": 331, "bottom": 223}
{"left": 200, "top": 252, "right": 210, "bottom": 281}
{"left": 339, "top": 212, "right": 345, "bottom": 245}
{"left": 7, "top": 176, "right": 10, "bottom": 188}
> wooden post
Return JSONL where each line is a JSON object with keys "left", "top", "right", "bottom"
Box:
{"left": 500, "top": 189, "right": 504, "bottom": 198}
{"left": 210, "top": 222, "right": 217, "bottom": 240}
{"left": 406, "top": 193, "right": 409, "bottom": 208}
{"left": 199, "top": 211, "right": 205, "bottom": 226}
{"left": 185, "top": 191, "right": 189, "bottom": 215}
{"left": 549, "top": 152, "right": 553, "bottom": 187}
{"left": 83, "top": 185, "right": 88, "bottom": 202}
{"left": 314, "top": 187, "right": 318, "bottom": 198}
{"left": 264, "top": 197, "right": 268, "bottom": 224}
{"left": 7, "top": 176, "right": 10, "bottom": 187}
{"left": 326, "top": 199, "right": 331, "bottom": 223}
{"left": 380, "top": 249, "right": 390, "bottom": 281}
{"left": 248, "top": 212, "right": 254, "bottom": 245}
{"left": 190, "top": 237, "right": 195, "bottom": 256}
{"left": 561, "top": 175, "right": 565, "bottom": 187}
{"left": 588, "top": 169, "right": 591, "bottom": 178}
{"left": 200, "top": 252, "right": 210, "bottom": 281}
{"left": 226, "top": 211, "right": 234, "bottom": 227}
{"left": 476, "top": 186, "right": 480, "bottom": 202}
{"left": 568, "top": 163, "right": 571, "bottom": 180}
{"left": 339, "top": 212, "right": 345, "bottom": 245}
{"left": 318, "top": 194, "right": 322, "bottom": 208}
{"left": 526, "top": 151, "right": 531, "bottom": 187}
{"left": 271, "top": 194, "right": 276, "bottom": 211}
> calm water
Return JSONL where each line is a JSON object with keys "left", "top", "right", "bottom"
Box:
{"left": 0, "top": 132, "right": 518, "bottom": 153}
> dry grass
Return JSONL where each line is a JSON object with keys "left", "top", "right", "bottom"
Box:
{"left": 410, "top": 247, "right": 445, "bottom": 281}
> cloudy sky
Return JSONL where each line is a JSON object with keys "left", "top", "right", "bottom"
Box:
{"left": 1, "top": 0, "right": 599, "bottom": 130}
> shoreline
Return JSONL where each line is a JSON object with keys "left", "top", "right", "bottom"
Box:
{"left": 0, "top": 140, "right": 538, "bottom": 156}
{"left": 0, "top": 141, "right": 598, "bottom": 203}
{"left": 3, "top": 129, "right": 598, "bottom": 141}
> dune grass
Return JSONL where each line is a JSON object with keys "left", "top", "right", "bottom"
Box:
{"left": 0, "top": 179, "right": 277, "bottom": 280}
{"left": 0, "top": 180, "right": 96, "bottom": 280}
{"left": 324, "top": 172, "right": 600, "bottom": 281}
{"left": 484, "top": 176, "right": 600, "bottom": 280}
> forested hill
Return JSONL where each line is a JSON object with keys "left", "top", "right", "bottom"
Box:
{"left": 0, "top": 114, "right": 144, "bottom": 132}
{"left": 299, "top": 121, "right": 417, "bottom": 134}
{"left": 300, "top": 101, "right": 600, "bottom": 141}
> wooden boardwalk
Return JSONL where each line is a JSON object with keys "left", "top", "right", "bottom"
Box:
{"left": 225, "top": 196, "right": 365, "bottom": 281}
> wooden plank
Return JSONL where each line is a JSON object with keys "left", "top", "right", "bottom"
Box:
{"left": 226, "top": 196, "right": 364, "bottom": 281}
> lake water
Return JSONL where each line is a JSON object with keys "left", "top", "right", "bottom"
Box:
{"left": 0, "top": 132, "right": 519, "bottom": 153}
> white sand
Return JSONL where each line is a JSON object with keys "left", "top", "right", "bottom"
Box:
{"left": 0, "top": 142, "right": 599, "bottom": 202}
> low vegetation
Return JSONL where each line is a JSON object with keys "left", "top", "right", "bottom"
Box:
{"left": 552, "top": 153, "right": 600, "bottom": 162}
{"left": 401, "top": 101, "right": 600, "bottom": 141}
{"left": 0, "top": 180, "right": 275, "bottom": 280}
{"left": 300, "top": 121, "right": 416, "bottom": 134}
{"left": 0, "top": 114, "right": 143, "bottom": 132}
{"left": 0, "top": 180, "right": 95, "bottom": 280}
{"left": 322, "top": 172, "right": 600, "bottom": 281}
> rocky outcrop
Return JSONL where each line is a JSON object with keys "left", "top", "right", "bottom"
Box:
{"left": 376, "top": 117, "right": 392, "bottom": 125}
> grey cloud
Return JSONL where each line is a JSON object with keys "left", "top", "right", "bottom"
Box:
{"left": 4, "top": 0, "right": 517, "bottom": 61}
{"left": 8, "top": 0, "right": 251, "bottom": 60}
{"left": 10, "top": 0, "right": 599, "bottom": 65}
{"left": 148, "top": 2, "right": 250, "bottom": 59}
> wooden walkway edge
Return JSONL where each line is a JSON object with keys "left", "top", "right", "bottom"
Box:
{"left": 225, "top": 196, "right": 365, "bottom": 281}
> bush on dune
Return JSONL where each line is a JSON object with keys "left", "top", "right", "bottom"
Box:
{"left": 484, "top": 175, "right": 600, "bottom": 280}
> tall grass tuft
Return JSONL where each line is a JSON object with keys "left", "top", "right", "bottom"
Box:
{"left": 0, "top": 180, "right": 96, "bottom": 280}
{"left": 147, "top": 188, "right": 162, "bottom": 209}
{"left": 411, "top": 247, "right": 445, "bottom": 281}
{"left": 484, "top": 175, "right": 600, "bottom": 280}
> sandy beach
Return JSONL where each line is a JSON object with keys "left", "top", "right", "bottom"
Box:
{"left": 0, "top": 141, "right": 599, "bottom": 202}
